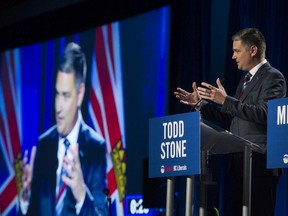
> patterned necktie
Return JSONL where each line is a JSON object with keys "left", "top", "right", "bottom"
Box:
{"left": 239, "top": 72, "right": 252, "bottom": 98}
{"left": 56, "top": 139, "right": 70, "bottom": 215}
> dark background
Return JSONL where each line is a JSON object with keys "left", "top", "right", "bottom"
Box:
{"left": 1, "top": 0, "right": 288, "bottom": 215}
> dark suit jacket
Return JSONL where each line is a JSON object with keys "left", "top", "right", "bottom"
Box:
{"left": 200, "top": 62, "right": 287, "bottom": 176}
{"left": 26, "top": 121, "right": 107, "bottom": 216}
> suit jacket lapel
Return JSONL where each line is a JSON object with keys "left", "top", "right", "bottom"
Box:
{"left": 48, "top": 127, "right": 59, "bottom": 196}
{"left": 77, "top": 121, "right": 86, "bottom": 169}
{"left": 239, "top": 62, "right": 269, "bottom": 100}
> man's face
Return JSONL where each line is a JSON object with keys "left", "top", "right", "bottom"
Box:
{"left": 232, "top": 40, "right": 254, "bottom": 71}
{"left": 55, "top": 71, "right": 84, "bottom": 137}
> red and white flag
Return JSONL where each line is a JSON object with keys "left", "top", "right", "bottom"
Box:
{"left": 89, "top": 22, "right": 126, "bottom": 215}
{"left": 0, "top": 49, "right": 22, "bottom": 215}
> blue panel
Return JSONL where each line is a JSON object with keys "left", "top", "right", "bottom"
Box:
{"left": 42, "top": 41, "right": 55, "bottom": 131}
{"left": 120, "top": 6, "right": 170, "bottom": 193}
{"left": 21, "top": 44, "right": 43, "bottom": 152}
{"left": 267, "top": 98, "right": 288, "bottom": 168}
{"left": 149, "top": 112, "right": 200, "bottom": 177}
{"left": 125, "top": 194, "right": 156, "bottom": 216}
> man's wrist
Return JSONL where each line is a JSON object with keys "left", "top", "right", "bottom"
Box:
{"left": 19, "top": 189, "right": 30, "bottom": 215}
{"left": 75, "top": 189, "right": 86, "bottom": 215}
{"left": 194, "top": 99, "right": 202, "bottom": 107}
{"left": 195, "top": 99, "right": 204, "bottom": 111}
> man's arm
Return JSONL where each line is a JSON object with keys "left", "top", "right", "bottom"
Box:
{"left": 77, "top": 139, "right": 108, "bottom": 216}
{"left": 221, "top": 71, "right": 286, "bottom": 124}
{"left": 61, "top": 124, "right": 108, "bottom": 216}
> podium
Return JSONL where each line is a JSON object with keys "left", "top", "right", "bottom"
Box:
{"left": 197, "top": 119, "right": 264, "bottom": 216}
{"left": 149, "top": 112, "right": 264, "bottom": 216}
{"left": 267, "top": 98, "right": 288, "bottom": 169}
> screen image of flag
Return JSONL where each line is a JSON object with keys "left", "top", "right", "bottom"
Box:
{"left": 0, "top": 50, "right": 22, "bottom": 216}
{"left": 89, "top": 22, "right": 126, "bottom": 215}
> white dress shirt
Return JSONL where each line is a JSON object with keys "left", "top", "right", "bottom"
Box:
{"left": 249, "top": 59, "right": 267, "bottom": 78}
{"left": 56, "top": 111, "right": 85, "bottom": 214}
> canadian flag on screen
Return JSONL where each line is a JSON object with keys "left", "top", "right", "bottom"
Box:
{"left": 89, "top": 22, "right": 126, "bottom": 215}
{"left": 0, "top": 50, "right": 22, "bottom": 216}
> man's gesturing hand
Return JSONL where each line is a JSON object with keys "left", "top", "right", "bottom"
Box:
{"left": 62, "top": 144, "right": 86, "bottom": 203}
{"left": 174, "top": 82, "right": 202, "bottom": 106}
{"left": 22, "top": 146, "right": 37, "bottom": 201}
{"left": 197, "top": 78, "right": 227, "bottom": 105}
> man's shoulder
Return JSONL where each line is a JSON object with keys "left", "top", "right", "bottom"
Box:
{"left": 79, "top": 122, "right": 106, "bottom": 160}
{"left": 80, "top": 122, "right": 105, "bottom": 145}
{"left": 38, "top": 125, "right": 58, "bottom": 143}
{"left": 259, "top": 62, "right": 284, "bottom": 79}
{"left": 261, "top": 62, "right": 281, "bottom": 74}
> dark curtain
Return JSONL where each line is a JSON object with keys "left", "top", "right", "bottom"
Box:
{"left": 225, "top": 1, "right": 288, "bottom": 215}
{"left": 169, "top": 0, "right": 211, "bottom": 115}
{"left": 225, "top": 0, "right": 288, "bottom": 96}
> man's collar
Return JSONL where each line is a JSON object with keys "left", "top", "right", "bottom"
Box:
{"left": 249, "top": 59, "right": 267, "bottom": 77}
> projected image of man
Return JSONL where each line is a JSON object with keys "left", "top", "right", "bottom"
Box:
{"left": 20, "top": 42, "right": 108, "bottom": 216}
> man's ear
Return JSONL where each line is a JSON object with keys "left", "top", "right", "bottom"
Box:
{"left": 77, "top": 83, "right": 85, "bottom": 107}
{"left": 250, "top": 45, "right": 258, "bottom": 57}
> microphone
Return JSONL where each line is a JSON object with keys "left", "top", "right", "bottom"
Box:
{"left": 103, "top": 188, "right": 110, "bottom": 196}
{"left": 103, "top": 188, "right": 112, "bottom": 216}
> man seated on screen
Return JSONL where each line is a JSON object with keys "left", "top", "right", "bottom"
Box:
{"left": 19, "top": 42, "right": 108, "bottom": 216}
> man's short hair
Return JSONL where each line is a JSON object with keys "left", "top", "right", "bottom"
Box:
{"left": 232, "top": 28, "right": 266, "bottom": 59}
{"left": 58, "top": 42, "right": 87, "bottom": 89}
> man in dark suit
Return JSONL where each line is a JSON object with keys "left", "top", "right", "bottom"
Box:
{"left": 20, "top": 42, "right": 108, "bottom": 215}
{"left": 174, "top": 28, "right": 286, "bottom": 215}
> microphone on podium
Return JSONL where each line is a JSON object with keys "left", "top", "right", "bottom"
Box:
{"left": 103, "top": 188, "right": 111, "bottom": 216}
{"left": 102, "top": 188, "right": 110, "bottom": 196}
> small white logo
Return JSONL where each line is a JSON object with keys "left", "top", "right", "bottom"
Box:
{"left": 283, "top": 154, "right": 288, "bottom": 164}
{"left": 160, "top": 165, "right": 165, "bottom": 174}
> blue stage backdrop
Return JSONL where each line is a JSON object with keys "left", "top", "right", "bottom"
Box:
{"left": 0, "top": 6, "right": 170, "bottom": 216}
